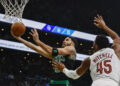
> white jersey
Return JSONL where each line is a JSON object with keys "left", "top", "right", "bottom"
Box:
{"left": 90, "top": 48, "right": 120, "bottom": 83}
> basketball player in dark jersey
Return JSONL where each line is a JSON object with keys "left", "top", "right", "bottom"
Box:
{"left": 29, "top": 29, "right": 78, "bottom": 84}
{"left": 11, "top": 29, "right": 78, "bottom": 85}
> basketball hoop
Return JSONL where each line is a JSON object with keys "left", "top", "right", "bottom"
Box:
{"left": 0, "top": 0, "right": 29, "bottom": 23}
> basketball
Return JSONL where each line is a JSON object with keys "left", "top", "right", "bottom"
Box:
{"left": 11, "top": 22, "right": 26, "bottom": 37}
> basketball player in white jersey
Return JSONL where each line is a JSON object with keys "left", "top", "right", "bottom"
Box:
{"left": 94, "top": 15, "right": 120, "bottom": 59}
{"left": 52, "top": 31, "right": 120, "bottom": 85}
{"left": 94, "top": 14, "right": 120, "bottom": 86}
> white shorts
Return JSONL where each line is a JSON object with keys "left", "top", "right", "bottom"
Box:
{"left": 91, "top": 78, "right": 119, "bottom": 86}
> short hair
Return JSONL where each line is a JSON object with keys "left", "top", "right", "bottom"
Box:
{"left": 95, "top": 35, "right": 109, "bottom": 49}
{"left": 69, "top": 37, "right": 78, "bottom": 49}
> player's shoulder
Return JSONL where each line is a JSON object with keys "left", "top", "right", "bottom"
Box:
{"left": 104, "top": 47, "right": 114, "bottom": 52}
{"left": 90, "top": 48, "right": 113, "bottom": 59}
{"left": 65, "top": 46, "right": 75, "bottom": 51}
{"left": 113, "top": 38, "right": 120, "bottom": 45}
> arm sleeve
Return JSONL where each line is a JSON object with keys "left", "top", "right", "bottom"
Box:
{"left": 52, "top": 48, "right": 58, "bottom": 56}
{"left": 63, "top": 68, "right": 81, "bottom": 80}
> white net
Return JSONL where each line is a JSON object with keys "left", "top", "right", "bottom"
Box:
{"left": 0, "top": 0, "right": 29, "bottom": 23}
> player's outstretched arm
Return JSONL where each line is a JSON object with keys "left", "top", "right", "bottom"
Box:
{"left": 11, "top": 32, "right": 53, "bottom": 59}
{"left": 30, "top": 29, "right": 74, "bottom": 56}
{"left": 94, "top": 14, "right": 119, "bottom": 40}
{"left": 52, "top": 57, "right": 90, "bottom": 80}
{"left": 30, "top": 29, "right": 53, "bottom": 54}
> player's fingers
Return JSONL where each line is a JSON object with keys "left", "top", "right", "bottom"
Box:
{"left": 31, "top": 29, "right": 34, "bottom": 33}
{"left": 10, "top": 31, "right": 16, "bottom": 37}
{"left": 100, "top": 16, "right": 103, "bottom": 20}
{"left": 94, "top": 19, "right": 97, "bottom": 22}
{"left": 53, "top": 67, "right": 58, "bottom": 70}
{"left": 94, "top": 19, "right": 99, "bottom": 23}
{"left": 52, "top": 65, "right": 56, "bottom": 69}
{"left": 29, "top": 32, "right": 33, "bottom": 36}
{"left": 52, "top": 63, "right": 55, "bottom": 67}
{"left": 97, "top": 14, "right": 101, "bottom": 19}
{"left": 52, "top": 63, "right": 57, "bottom": 69}
{"left": 94, "top": 17, "right": 99, "bottom": 21}
{"left": 52, "top": 60, "right": 57, "bottom": 63}
{"left": 52, "top": 61, "right": 57, "bottom": 66}
{"left": 94, "top": 23, "right": 99, "bottom": 26}
{"left": 34, "top": 28, "right": 37, "bottom": 33}
{"left": 94, "top": 17, "right": 97, "bottom": 19}
{"left": 54, "top": 62, "right": 58, "bottom": 65}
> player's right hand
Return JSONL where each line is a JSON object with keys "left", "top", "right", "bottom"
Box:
{"left": 52, "top": 60, "right": 66, "bottom": 72}
{"left": 11, "top": 31, "right": 21, "bottom": 40}
{"left": 94, "top": 14, "right": 106, "bottom": 29}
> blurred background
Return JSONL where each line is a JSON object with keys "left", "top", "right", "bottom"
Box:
{"left": 0, "top": 0, "right": 120, "bottom": 86}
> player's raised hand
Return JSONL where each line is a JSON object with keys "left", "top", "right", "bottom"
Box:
{"left": 11, "top": 30, "right": 21, "bottom": 40}
{"left": 29, "top": 28, "right": 39, "bottom": 42}
{"left": 52, "top": 61, "right": 66, "bottom": 72}
{"left": 94, "top": 14, "right": 106, "bottom": 29}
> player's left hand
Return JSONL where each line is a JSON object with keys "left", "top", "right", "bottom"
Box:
{"left": 29, "top": 28, "right": 39, "bottom": 42}
{"left": 52, "top": 61, "right": 66, "bottom": 72}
